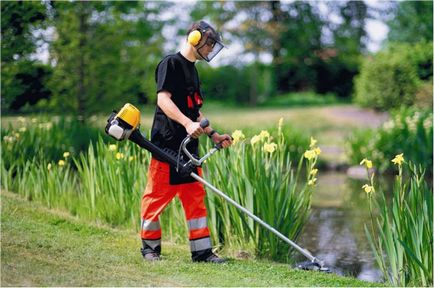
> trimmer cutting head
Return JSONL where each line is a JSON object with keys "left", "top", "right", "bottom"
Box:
{"left": 296, "top": 261, "right": 332, "bottom": 273}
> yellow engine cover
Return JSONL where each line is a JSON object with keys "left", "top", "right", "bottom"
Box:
{"left": 116, "top": 103, "right": 140, "bottom": 130}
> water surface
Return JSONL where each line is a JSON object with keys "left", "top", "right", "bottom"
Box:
{"left": 297, "top": 171, "right": 393, "bottom": 282}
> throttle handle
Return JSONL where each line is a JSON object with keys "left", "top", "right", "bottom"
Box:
{"left": 200, "top": 118, "right": 209, "bottom": 129}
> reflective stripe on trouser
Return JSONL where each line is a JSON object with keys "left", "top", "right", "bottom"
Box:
{"left": 190, "top": 237, "right": 212, "bottom": 252}
{"left": 141, "top": 219, "right": 161, "bottom": 248}
{"left": 141, "top": 158, "right": 211, "bottom": 251}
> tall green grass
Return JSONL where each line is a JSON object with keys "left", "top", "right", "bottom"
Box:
{"left": 1, "top": 116, "right": 104, "bottom": 170}
{"left": 361, "top": 158, "right": 433, "bottom": 286}
{"left": 203, "top": 124, "right": 319, "bottom": 261}
{"left": 2, "top": 139, "right": 150, "bottom": 229}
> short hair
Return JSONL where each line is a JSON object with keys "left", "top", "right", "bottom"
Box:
{"left": 187, "top": 20, "right": 221, "bottom": 42}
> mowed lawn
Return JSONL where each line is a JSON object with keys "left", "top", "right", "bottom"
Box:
{"left": 1, "top": 190, "right": 381, "bottom": 287}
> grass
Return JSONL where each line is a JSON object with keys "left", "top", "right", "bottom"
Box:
{"left": 260, "top": 92, "right": 348, "bottom": 107}
{"left": 1, "top": 190, "right": 381, "bottom": 287}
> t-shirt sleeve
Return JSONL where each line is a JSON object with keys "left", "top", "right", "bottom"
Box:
{"left": 156, "top": 57, "right": 175, "bottom": 95}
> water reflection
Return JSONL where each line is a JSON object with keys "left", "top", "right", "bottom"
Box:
{"left": 297, "top": 171, "right": 392, "bottom": 283}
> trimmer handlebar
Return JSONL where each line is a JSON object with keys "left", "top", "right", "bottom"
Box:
{"left": 181, "top": 118, "right": 222, "bottom": 168}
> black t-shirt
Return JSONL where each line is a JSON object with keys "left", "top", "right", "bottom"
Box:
{"left": 151, "top": 52, "right": 204, "bottom": 183}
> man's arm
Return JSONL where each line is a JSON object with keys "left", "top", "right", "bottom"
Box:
{"left": 157, "top": 91, "right": 203, "bottom": 138}
{"left": 198, "top": 111, "right": 232, "bottom": 149}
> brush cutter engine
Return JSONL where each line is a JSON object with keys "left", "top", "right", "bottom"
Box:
{"left": 105, "top": 103, "right": 141, "bottom": 141}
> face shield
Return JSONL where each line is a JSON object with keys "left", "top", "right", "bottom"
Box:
{"left": 195, "top": 27, "right": 225, "bottom": 62}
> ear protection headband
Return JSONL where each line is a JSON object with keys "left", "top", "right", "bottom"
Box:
{"left": 187, "top": 22, "right": 210, "bottom": 46}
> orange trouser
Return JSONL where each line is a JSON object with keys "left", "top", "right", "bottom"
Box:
{"left": 140, "top": 158, "right": 211, "bottom": 253}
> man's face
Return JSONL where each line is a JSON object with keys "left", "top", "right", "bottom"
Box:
{"left": 193, "top": 29, "right": 224, "bottom": 62}
{"left": 196, "top": 37, "right": 215, "bottom": 60}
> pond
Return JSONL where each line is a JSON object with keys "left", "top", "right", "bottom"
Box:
{"left": 297, "top": 170, "right": 394, "bottom": 283}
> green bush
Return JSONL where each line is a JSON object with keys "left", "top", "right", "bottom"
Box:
{"left": 346, "top": 107, "right": 433, "bottom": 175}
{"left": 354, "top": 51, "right": 419, "bottom": 110}
{"left": 402, "top": 41, "right": 433, "bottom": 81}
{"left": 197, "top": 63, "right": 275, "bottom": 105}
{"left": 354, "top": 42, "right": 433, "bottom": 110}
{"left": 415, "top": 80, "right": 433, "bottom": 109}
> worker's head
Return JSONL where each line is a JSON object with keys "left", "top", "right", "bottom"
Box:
{"left": 187, "top": 21, "right": 225, "bottom": 62}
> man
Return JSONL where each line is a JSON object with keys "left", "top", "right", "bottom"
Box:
{"left": 140, "top": 20, "right": 232, "bottom": 263}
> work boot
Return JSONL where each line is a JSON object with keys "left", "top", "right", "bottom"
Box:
{"left": 192, "top": 249, "right": 226, "bottom": 264}
{"left": 141, "top": 244, "right": 161, "bottom": 261}
{"left": 203, "top": 253, "right": 226, "bottom": 264}
{"left": 141, "top": 250, "right": 161, "bottom": 261}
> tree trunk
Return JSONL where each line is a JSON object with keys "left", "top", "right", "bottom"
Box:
{"left": 270, "top": 0, "right": 283, "bottom": 95}
{"left": 77, "top": 2, "right": 87, "bottom": 123}
{"left": 249, "top": 60, "right": 258, "bottom": 107}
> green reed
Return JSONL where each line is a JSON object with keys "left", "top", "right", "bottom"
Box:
{"left": 202, "top": 121, "right": 318, "bottom": 261}
{"left": 361, "top": 157, "right": 433, "bottom": 286}
{"left": 2, "top": 116, "right": 313, "bottom": 259}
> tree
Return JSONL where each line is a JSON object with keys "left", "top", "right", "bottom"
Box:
{"left": 276, "top": 1, "right": 324, "bottom": 92}
{"left": 191, "top": 1, "right": 283, "bottom": 105}
{"left": 331, "top": 1, "right": 368, "bottom": 54}
{"left": 387, "top": 1, "right": 433, "bottom": 43}
{"left": 48, "top": 1, "right": 167, "bottom": 118}
{"left": 313, "top": 1, "right": 369, "bottom": 98}
{"left": 1, "top": 1, "right": 51, "bottom": 112}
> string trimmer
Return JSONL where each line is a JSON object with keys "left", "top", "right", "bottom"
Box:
{"left": 105, "top": 103, "right": 331, "bottom": 273}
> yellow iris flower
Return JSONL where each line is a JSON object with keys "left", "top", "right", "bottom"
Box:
{"left": 251, "top": 135, "right": 261, "bottom": 146}
{"left": 310, "top": 168, "right": 318, "bottom": 176}
{"left": 278, "top": 118, "right": 284, "bottom": 129}
{"left": 391, "top": 153, "right": 404, "bottom": 166}
{"left": 263, "top": 142, "right": 277, "bottom": 153}
{"left": 362, "top": 184, "right": 375, "bottom": 194}
{"left": 304, "top": 149, "right": 316, "bottom": 160}
{"left": 360, "top": 158, "right": 373, "bottom": 169}
{"left": 259, "top": 130, "right": 270, "bottom": 141}
{"left": 308, "top": 178, "right": 317, "bottom": 186}
{"left": 309, "top": 137, "right": 317, "bottom": 148}
{"left": 231, "top": 130, "right": 245, "bottom": 144}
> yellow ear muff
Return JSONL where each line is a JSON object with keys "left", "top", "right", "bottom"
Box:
{"left": 188, "top": 30, "right": 202, "bottom": 46}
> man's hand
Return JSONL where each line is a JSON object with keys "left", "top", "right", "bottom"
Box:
{"left": 211, "top": 133, "right": 232, "bottom": 149}
{"left": 185, "top": 121, "right": 204, "bottom": 139}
